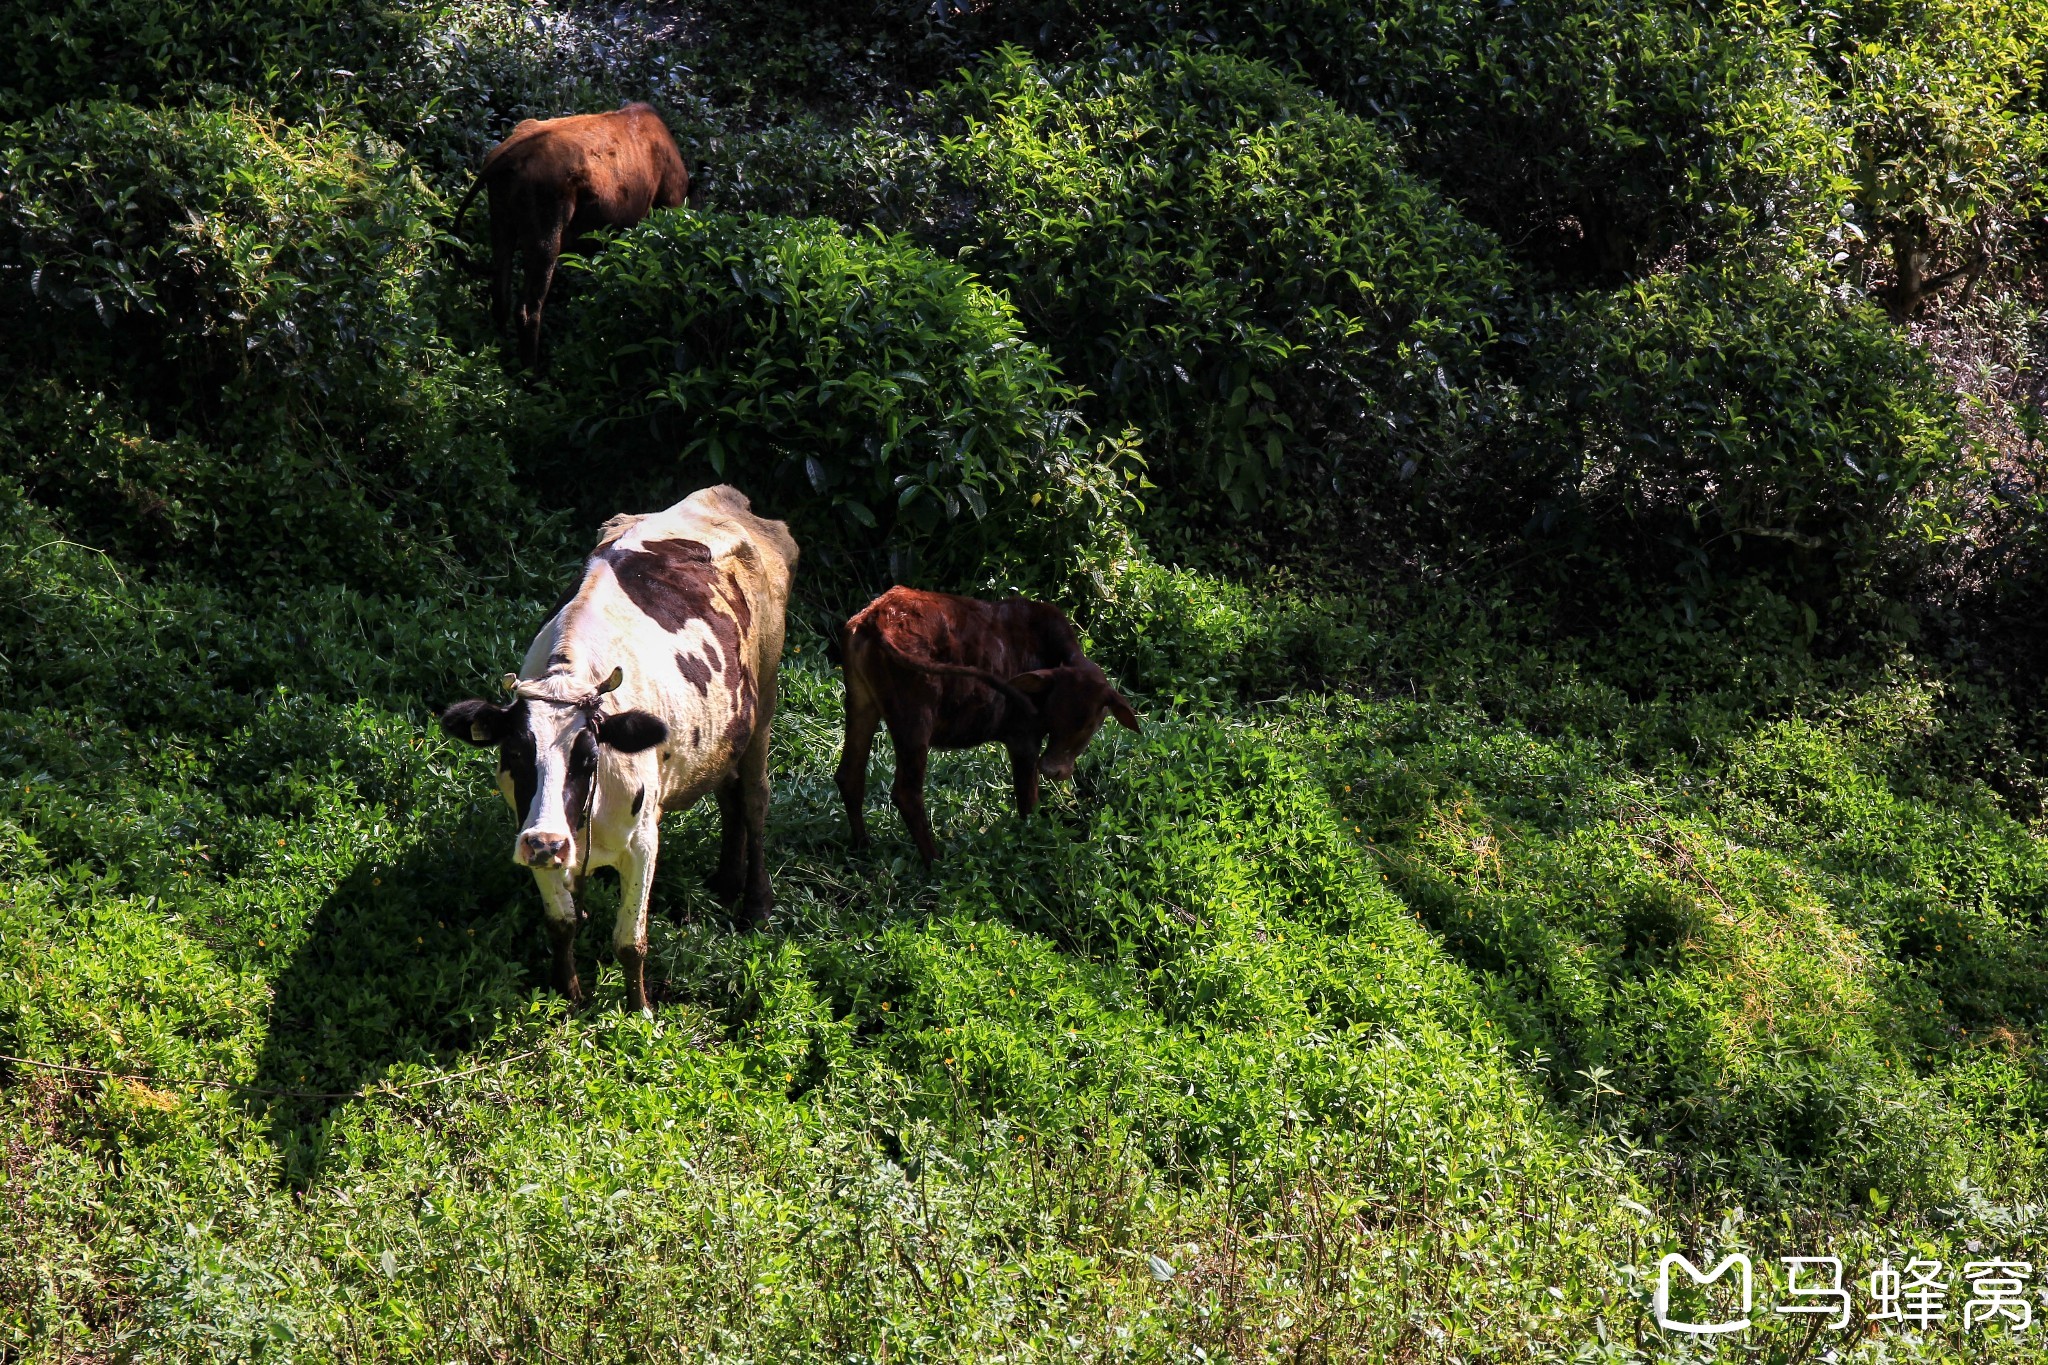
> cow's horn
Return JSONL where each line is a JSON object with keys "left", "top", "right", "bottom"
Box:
{"left": 596, "top": 666, "right": 625, "bottom": 695}
{"left": 502, "top": 672, "right": 521, "bottom": 695}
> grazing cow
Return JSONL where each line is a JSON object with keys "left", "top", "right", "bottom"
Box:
{"left": 439, "top": 486, "right": 797, "bottom": 1014}
{"left": 834, "top": 587, "right": 1139, "bottom": 863}
{"left": 453, "top": 102, "right": 689, "bottom": 368}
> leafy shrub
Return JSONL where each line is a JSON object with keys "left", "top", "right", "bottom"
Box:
{"left": 1819, "top": 0, "right": 2048, "bottom": 317}
{"left": 0, "top": 102, "right": 534, "bottom": 594}
{"left": 544, "top": 210, "right": 1139, "bottom": 595}
{"left": 1025, "top": 0, "right": 1842, "bottom": 284}
{"left": 1523, "top": 268, "right": 1965, "bottom": 607}
{"left": 0, "top": 0, "right": 403, "bottom": 118}
{"left": 685, "top": 0, "right": 1045, "bottom": 107}
{"left": 933, "top": 44, "right": 1512, "bottom": 513}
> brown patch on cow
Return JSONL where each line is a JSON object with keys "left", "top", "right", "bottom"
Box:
{"left": 675, "top": 649, "right": 713, "bottom": 696}
{"left": 607, "top": 537, "right": 759, "bottom": 748}
{"left": 602, "top": 539, "right": 748, "bottom": 682}
{"left": 724, "top": 666, "right": 758, "bottom": 749}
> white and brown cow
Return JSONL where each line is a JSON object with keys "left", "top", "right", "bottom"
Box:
{"left": 439, "top": 485, "right": 797, "bottom": 1014}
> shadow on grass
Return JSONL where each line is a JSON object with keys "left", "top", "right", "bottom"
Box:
{"left": 251, "top": 805, "right": 542, "bottom": 1186}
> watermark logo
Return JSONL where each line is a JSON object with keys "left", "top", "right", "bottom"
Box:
{"left": 1655, "top": 1253, "right": 1752, "bottom": 1335}
{"left": 1651, "top": 1252, "right": 2035, "bottom": 1337}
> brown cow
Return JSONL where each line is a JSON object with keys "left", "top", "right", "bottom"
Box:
{"left": 834, "top": 586, "right": 1139, "bottom": 863}
{"left": 454, "top": 102, "right": 689, "bottom": 368}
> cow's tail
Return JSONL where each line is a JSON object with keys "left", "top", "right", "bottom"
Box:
{"left": 868, "top": 633, "right": 1039, "bottom": 719}
{"left": 447, "top": 166, "right": 494, "bottom": 278}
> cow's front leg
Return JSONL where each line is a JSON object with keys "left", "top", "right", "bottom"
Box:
{"left": 613, "top": 827, "right": 659, "bottom": 1017}
{"left": 534, "top": 868, "right": 584, "bottom": 1007}
{"left": 1007, "top": 741, "right": 1042, "bottom": 818}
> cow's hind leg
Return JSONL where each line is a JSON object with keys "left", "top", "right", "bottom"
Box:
{"left": 707, "top": 775, "right": 747, "bottom": 902}
{"left": 735, "top": 675, "right": 779, "bottom": 930}
{"left": 516, "top": 195, "right": 569, "bottom": 370}
{"left": 835, "top": 681, "right": 882, "bottom": 849}
{"left": 888, "top": 726, "right": 938, "bottom": 865}
{"left": 613, "top": 826, "right": 659, "bottom": 1017}
{"left": 534, "top": 868, "right": 584, "bottom": 1007}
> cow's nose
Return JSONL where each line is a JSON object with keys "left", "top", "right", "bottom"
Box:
{"left": 519, "top": 831, "right": 569, "bottom": 867}
{"left": 1039, "top": 757, "right": 1075, "bottom": 782}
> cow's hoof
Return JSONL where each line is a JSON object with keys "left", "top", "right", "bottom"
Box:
{"left": 705, "top": 870, "right": 743, "bottom": 902}
{"left": 739, "top": 903, "right": 773, "bottom": 933}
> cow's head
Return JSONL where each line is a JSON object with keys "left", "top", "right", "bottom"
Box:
{"left": 1008, "top": 659, "right": 1139, "bottom": 782}
{"left": 439, "top": 668, "right": 668, "bottom": 870}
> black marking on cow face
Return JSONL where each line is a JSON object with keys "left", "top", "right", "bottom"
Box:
{"left": 498, "top": 705, "right": 539, "bottom": 825}
{"left": 675, "top": 649, "right": 713, "bottom": 697}
{"left": 562, "top": 725, "right": 600, "bottom": 833}
{"left": 631, "top": 785, "right": 645, "bottom": 816}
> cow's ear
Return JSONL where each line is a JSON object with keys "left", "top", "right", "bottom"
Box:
{"left": 1008, "top": 669, "right": 1057, "bottom": 697}
{"left": 441, "top": 699, "right": 517, "bottom": 747}
{"left": 599, "top": 709, "right": 669, "bottom": 753}
{"left": 1106, "top": 689, "right": 1140, "bottom": 732}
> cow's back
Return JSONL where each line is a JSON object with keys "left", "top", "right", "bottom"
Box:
{"left": 519, "top": 487, "right": 793, "bottom": 807}
{"left": 483, "top": 104, "right": 685, "bottom": 220}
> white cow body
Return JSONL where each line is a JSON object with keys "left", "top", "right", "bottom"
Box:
{"left": 443, "top": 485, "right": 797, "bottom": 1012}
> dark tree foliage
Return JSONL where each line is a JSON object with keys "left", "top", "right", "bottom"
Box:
{"left": 0, "top": 103, "right": 527, "bottom": 593}
{"left": 1524, "top": 268, "right": 1965, "bottom": 607}
{"left": 932, "top": 44, "right": 1514, "bottom": 515}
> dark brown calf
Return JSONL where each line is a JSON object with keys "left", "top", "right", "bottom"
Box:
{"left": 834, "top": 586, "right": 1139, "bottom": 862}
{"left": 454, "top": 102, "right": 689, "bottom": 368}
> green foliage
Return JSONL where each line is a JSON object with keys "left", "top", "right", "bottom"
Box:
{"left": 1323, "top": 689, "right": 2048, "bottom": 1206}
{"left": 0, "top": 102, "right": 535, "bottom": 594}
{"left": 934, "top": 44, "right": 1512, "bottom": 512}
{"left": 1525, "top": 268, "right": 1966, "bottom": 606}
{"left": 1821, "top": 0, "right": 2048, "bottom": 316}
{"left": 4, "top": 0, "right": 2048, "bottom": 1357}
{"left": 0, "top": 0, "right": 390, "bottom": 118}
{"left": 1040, "top": 0, "right": 1842, "bottom": 282}
{"left": 545, "top": 210, "right": 1140, "bottom": 593}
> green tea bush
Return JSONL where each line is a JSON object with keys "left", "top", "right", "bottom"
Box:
{"left": 934, "top": 44, "right": 1512, "bottom": 513}
{"left": 1524, "top": 268, "right": 1966, "bottom": 607}
{"left": 1321, "top": 696, "right": 2048, "bottom": 1205}
{"left": 1029, "top": 0, "right": 1845, "bottom": 283}
{"left": 1820, "top": 0, "right": 2048, "bottom": 317}
{"left": 0, "top": 477, "right": 541, "bottom": 735}
{"left": 545, "top": 210, "right": 1139, "bottom": 594}
{"left": 0, "top": 0, "right": 388, "bottom": 117}
{"left": 0, "top": 102, "right": 533, "bottom": 594}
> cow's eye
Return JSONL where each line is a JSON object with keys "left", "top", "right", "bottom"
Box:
{"left": 571, "top": 729, "right": 599, "bottom": 771}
